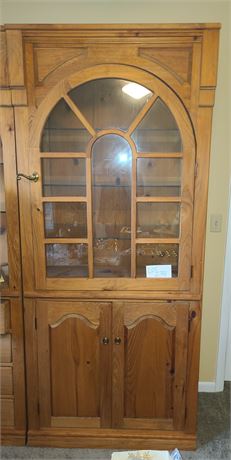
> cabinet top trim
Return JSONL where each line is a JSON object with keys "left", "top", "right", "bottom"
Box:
{"left": 1, "top": 23, "right": 221, "bottom": 32}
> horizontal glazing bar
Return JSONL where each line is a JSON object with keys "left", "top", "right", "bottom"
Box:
{"left": 136, "top": 153, "right": 183, "bottom": 158}
{"left": 136, "top": 196, "right": 181, "bottom": 202}
{"left": 135, "top": 238, "right": 180, "bottom": 244}
{"left": 40, "top": 152, "right": 87, "bottom": 158}
{"left": 44, "top": 238, "right": 88, "bottom": 244}
{"left": 42, "top": 196, "right": 87, "bottom": 202}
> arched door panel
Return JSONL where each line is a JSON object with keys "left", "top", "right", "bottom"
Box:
{"left": 29, "top": 68, "right": 195, "bottom": 292}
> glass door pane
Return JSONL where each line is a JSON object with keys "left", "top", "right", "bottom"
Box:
{"left": 0, "top": 140, "right": 8, "bottom": 286}
{"left": 92, "top": 135, "right": 132, "bottom": 277}
{"left": 42, "top": 158, "right": 86, "bottom": 197}
{"left": 41, "top": 99, "right": 91, "bottom": 152}
{"left": 69, "top": 79, "right": 152, "bottom": 131}
{"left": 46, "top": 244, "right": 88, "bottom": 278}
{"left": 131, "top": 98, "right": 182, "bottom": 152}
{"left": 136, "top": 244, "right": 179, "bottom": 278}
{"left": 137, "top": 158, "right": 182, "bottom": 197}
{"left": 137, "top": 202, "right": 180, "bottom": 238}
{"left": 44, "top": 202, "right": 87, "bottom": 238}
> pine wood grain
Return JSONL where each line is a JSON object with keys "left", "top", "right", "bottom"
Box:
{"left": 36, "top": 300, "right": 112, "bottom": 429}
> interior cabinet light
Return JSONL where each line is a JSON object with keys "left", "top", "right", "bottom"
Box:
{"left": 122, "top": 82, "right": 151, "bottom": 99}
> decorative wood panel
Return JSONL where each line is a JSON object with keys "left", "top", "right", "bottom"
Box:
{"left": 50, "top": 316, "right": 100, "bottom": 418}
{"left": 34, "top": 47, "right": 87, "bottom": 83}
{"left": 124, "top": 317, "right": 175, "bottom": 420}
{"left": 0, "top": 301, "right": 10, "bottom": 334}
{"left": 138, "top": 47, "right": 193, "bottom": 84}
{"left": 112, "top": 302, "right": 189, "bottom": 431}
{"left": 36, "top": 301, "right": 112, "bottom": 429}
{"left": 0, "top": 367, "right": 13, "bottom": 395}
{"left": 0, "top": 334, "right": 12, "bottom": 363}
{"left": 0, "top": 31, "right": 9, "bottom": 86}
{"left": 1, "top": 398, "right": 15, "bottom": 426}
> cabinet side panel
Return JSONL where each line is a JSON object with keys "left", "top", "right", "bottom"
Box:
{"left": 11, "top": 298, "right": 26, "bottom": 431}
{"left": 0, "top": 108, "right": 21, "bottom": 293}
{"left": 14, "top": 107, "right": 35, "bottom": 292}
{"left": 191, "top": 107, "right": 213, "bottom": 294}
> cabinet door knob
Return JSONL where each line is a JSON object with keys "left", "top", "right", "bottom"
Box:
{"left": 17, "top": 172, "right": 39, "bottom": 182}
{"left": 102, "top": 337, "right": 109, "bottom": 345}
{"left": 114, "top": 336, "right": 121, "bottom": 345}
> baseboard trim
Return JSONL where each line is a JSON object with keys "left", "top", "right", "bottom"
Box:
{"left": 198, "top": 381, "right": 217, "bottom": 392}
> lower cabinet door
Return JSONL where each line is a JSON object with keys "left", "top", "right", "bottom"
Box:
{"left": 112, "top": 301, "right": 189, "bottom": 431}
{"left": 36, "top": 300, "right": 112, "bottom": 429}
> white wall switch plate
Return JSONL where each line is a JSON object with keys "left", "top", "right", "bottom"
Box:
{"left": 210, "top": 214, "right": 222, "bottom": 232}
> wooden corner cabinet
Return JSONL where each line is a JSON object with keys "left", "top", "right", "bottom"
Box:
{"left": 0, "top": 24, "right": 220, "bottom": 450}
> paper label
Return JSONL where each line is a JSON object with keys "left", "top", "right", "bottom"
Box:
{"left": 111, "top": 451, "right": 171, "bottom": 460}
{"left": 146, "top": 265, "right": 172, "bottom": 278}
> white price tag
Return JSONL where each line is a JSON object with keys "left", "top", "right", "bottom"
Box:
{"left": 146, "top": 265, "right": 172, "bottom": 278}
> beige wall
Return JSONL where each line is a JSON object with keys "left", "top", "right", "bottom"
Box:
{"left": 1, "top": 0, "right": 230, "bottom": 382}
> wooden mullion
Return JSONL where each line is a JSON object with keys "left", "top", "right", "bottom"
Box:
{"left": 63, "top": 94, "right": 96, "bottom": 137}
{"left": 86, "top": 157, "right": 93, "bottom": 278}
{"left": 127, "top": 94, "right": 158, "bottom": 135}
{"left": 136, "top": 196, "right": 181, "bottom": 203}
{"left": 41, "top": 196, "right": 87, "bottom": 203}
{"left": 131, "top": 152, "right": 136, "bottom": 277}
{"left": 135, "top": 238, "right": 179, "bottom": 244}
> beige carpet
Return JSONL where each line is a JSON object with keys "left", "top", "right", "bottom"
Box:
{"left": 1, "top": 383, "right": 230, "bottom": 460}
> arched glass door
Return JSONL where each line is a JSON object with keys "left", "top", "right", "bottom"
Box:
{"left": 32, "top": 75, "right": 194, "bottom": 290}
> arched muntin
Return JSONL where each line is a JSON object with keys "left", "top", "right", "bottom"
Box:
{"left": 29, "top": 64, "right": 196, "bottom": 152}
{"left": 86, "top": 129, "right": 138, "bottom": 159}
{"left": 30, "top": 64, "right": 196, "bottom": 291}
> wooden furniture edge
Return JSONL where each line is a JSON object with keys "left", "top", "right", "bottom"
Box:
{"left": 22, "top": 292, "right": 201, "bottom": 300}
{"left": 0, "top": 429, "right": 26, "bottom": 446}
{"left": 27, "top": 430, "right": 196, "bottom": 450}
{"left": 1, "top": 23, "right": 221, "bottom": 30}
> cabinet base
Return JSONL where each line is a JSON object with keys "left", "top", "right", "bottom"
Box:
{"left": 27, "top": 429, "right": 196, "bottom": 450}
{"left": 1, "top": 429, "right": 26, "bottom": 446}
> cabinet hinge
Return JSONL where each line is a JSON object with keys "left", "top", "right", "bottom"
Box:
{"left": 190, "top": 265, "right": 194, "bottom": 278}
{"left": 194, "top": 161, "right": 198, "bottom": 177}
{"left": 34, "top": 316, "right": 37, "bottom": 330}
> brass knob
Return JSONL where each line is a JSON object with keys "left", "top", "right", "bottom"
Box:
{"left": 114, "top": 336, "right": 121, "bottom": 345}
{"left": 102, "top": 337, "right": 109, "bottom": 345}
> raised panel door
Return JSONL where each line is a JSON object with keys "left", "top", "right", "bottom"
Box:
{"left": 112, "top": 301, "right": 189, "bottom": 431}
{"left": 36, "top": 300, "right": 112, "bottom": 429}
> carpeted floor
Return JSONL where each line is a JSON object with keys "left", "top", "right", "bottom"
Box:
{"left": 1, "top": 383, "right": 230, "bottom": 460}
